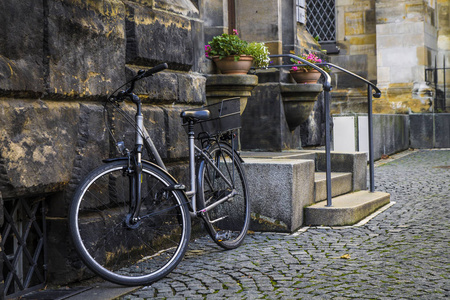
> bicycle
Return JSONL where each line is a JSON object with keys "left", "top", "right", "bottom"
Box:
{"left": 68, "top": 63, "right": 251, "bottom": 286}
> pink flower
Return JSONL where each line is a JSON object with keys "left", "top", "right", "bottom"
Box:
{"left": 233, "top": 29, "right": 239, "bottom": 35}
{"left": 292, "top": 66, "right": 298, "bottom": 71}
{"left": 205, "top": 45, "right": 211, "bottom": 57}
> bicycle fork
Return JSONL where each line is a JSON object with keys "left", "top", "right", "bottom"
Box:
{"left": 125, "top": 95, "right": 145, "bottom": 228}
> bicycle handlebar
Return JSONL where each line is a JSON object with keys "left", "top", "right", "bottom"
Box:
{"left": 143, "top": 63, "right": 168, "bottom": 78}
{"left": 111, "top": 63, "right": 169, "bottom": 103}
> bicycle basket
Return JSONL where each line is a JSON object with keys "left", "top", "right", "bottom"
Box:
{"left": 183, "top": 97, "right": 241, "bottom": 138}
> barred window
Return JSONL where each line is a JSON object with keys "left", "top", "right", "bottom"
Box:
{"left": 306, "top": 0, "right": 336, "bottom": 43}
{"left": 305, "top": 0, "right": 339, "bottom": 53}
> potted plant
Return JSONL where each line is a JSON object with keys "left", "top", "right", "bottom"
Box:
{"left": 290, "top": 53, "right": 331, "bottom": 84}
{"left": 205, "top": 29, "right": 270, "bottom": 74}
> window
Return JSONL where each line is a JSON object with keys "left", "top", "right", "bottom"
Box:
{"left": 305, "top": 0, "right": 340, "bottom": 54}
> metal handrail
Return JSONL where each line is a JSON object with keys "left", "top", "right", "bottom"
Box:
{"left": 262, "top": 54, "right": 381, "bottom": 206}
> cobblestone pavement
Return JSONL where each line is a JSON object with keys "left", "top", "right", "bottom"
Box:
{"left": 121, "top": 149, "right": 450, "bottom": 299}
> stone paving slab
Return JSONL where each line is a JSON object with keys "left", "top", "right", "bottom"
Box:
{"left": 68, "top": 149, "right": 449, "bottom": 299}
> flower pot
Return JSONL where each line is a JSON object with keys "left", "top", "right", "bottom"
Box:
{"left": 213, "top": 55, "right": 254, "bottom": 75}
{"left": 280, "top": 83, "right": 323, "bottom": 131}
{"left": 290, "top": 69, "right": 321, "bottom": 84}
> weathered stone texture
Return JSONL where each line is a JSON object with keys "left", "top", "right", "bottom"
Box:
{"left": 0, "top": 0, "right": 44, "bottom": 96}
{"left": 154, "top": 0, "right": 200, "bottom": 18}
{"left": 47, "top": 0, "right": 126, "bottom": 97}
{"left": 0, "top": 100, "right": 81, "bottom": 199}
{"left": 372, "top": 114, "right": 410, "bottom": 159}
{"left": 125, "top": 2, "right": 196, "bottom": 71}
{"left": 410, "top": 113, "right": 450, "bottom": 148}
{"left": 127, "top": 66, "right": 206, "bottom": 104}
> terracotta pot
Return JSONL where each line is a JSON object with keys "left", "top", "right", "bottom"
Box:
{"left": 212, "top": 55, "right": 253, "bottom": 75}
{"left": 290, "top": 69, "right": 321, "bottom": 84}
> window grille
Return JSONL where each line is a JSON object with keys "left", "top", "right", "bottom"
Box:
{"left": 306, "top": 0, "right": 336, "bottom": 44}
{"left": 1, "top": 197, "right": 47, "bottom": 299}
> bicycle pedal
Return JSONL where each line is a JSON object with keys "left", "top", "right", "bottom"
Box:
{"left": 215, "top": 231, "right": 232, "bottom": 241}
{"left": 164, "top": 184, "right": 186, "bottom": 191}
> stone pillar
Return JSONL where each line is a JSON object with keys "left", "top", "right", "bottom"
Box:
{"left": 375, "top": 0, "right": 438, "bottom": 113}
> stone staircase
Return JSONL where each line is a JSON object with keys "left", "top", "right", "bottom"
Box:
{"left": 241, "top": 150, "right": 390, "bottom": 232}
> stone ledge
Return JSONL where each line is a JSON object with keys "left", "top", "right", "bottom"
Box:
{"left": 304, "top": 191, "right": 390, "bottom": 226}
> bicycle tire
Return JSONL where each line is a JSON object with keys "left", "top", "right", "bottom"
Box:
{"left": 197, "top": 142, "right": 250, "bottom": 249}
{"left": 69, "top": 160, "right": 191, "bottom": 286}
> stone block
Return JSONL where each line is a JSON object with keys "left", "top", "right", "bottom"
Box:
{"left": 0, "top": 0, "right": 44, "bottom": 96}
{"left": 345, "top": 11, "right": 365, "bottom": 35}
{"left": 435, "top": 114, "right": 450, "bottom": 148}
{"left": 410, "top": 113, "right": 450, "bottom": 148}
{"left": 376, "top": 2, "right": 406, "bottom": 24}
{"left": 372, "top": 114, "right": 410, "bottom": 159}
{"left": 177, "top": 73, "right": 206, "bottom": 104}
{"left": 244, "top": 158, "right": 315, "bottom": 232}
{"left": 47, "top": 0, "right": 126, "bottom": 97}
{"left": 304, "top": 191, "right": 390, "bottom": 226}
{"left": 125, "top": 2, "right": 195, "bottom": 71}
{"left": 202, "top": 0, "right": 227, "bottom": 28}
{"left": 410, "top": 114, "right": 434, "bottom": 148}
{"left": 127, "top": 66, "right": 179, "bottom": 102}
{"left": 162, "top": 107, "right": 189, "bottom": 160}
{"left": 127, "top": 66, "right": 205, "bottom": 104}
{"left": 236, "top": 0, "right": 281, "bottom": 42}
{"left": 0, "top": 100, "right": 84, "bottom": 199}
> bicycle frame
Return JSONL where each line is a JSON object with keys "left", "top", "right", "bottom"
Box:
{"left": 128, "top": 95, "right": 238, "bottom": 218}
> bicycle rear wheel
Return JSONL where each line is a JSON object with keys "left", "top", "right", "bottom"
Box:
{"left": 197, "top": 142, "right": 250, "bottom": 249}
{"left": 69, "top": 160, "right": 191, "bottom": 286}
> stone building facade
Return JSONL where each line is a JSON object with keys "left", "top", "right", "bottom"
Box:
{"left": 328, "top": 0, "right": 449, "bottom": 114}
{"left": 0, "top": 0, "right": 449, "bottom": 293}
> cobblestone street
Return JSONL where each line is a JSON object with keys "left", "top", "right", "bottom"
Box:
{"left": 121, "top": 149, "right": 449, "bottom": 299}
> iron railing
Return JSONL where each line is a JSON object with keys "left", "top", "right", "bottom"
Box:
{"left": 267, "top": 54, "right": 381, "bottom": 206}
{"left": 425, "top": 55, "right": 449, "bottom": 113}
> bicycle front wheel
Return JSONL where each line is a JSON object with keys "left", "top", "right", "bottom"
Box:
{"left": 197, "top": 143, "right": 250, "bottom": 250}
{"left": 69, "top": 160, "right": 191, "bottom": 286}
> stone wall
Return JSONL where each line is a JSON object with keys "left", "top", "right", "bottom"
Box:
{"left": 374, "top": 0, "right": 437, "bottom": 114}
{"left": 0, "top": 0, "right": 205, "bottom": 285}
{"left": 410, "top": 113, "right": 450, "bottom": 148}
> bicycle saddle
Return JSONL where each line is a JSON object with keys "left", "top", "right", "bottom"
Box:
{"left": 180, "top": 109, "right": 210, "bottom": 122}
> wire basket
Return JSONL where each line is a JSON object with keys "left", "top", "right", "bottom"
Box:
{"left": 184, "top": 97, "right": 241, "bottom": 138}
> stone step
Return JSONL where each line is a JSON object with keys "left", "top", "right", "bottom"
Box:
{"left": 314, "top": 172, "right": 353, "bottom": 202}
{"left": 304, "top": 191, "right": 391, "bottom": 226}
{"left": 240, "top": 151, "right": 316, "bottom": 160}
